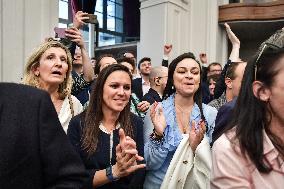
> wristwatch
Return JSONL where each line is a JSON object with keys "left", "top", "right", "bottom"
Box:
{"left": 106, "top": 166, "right": 119, "bottom": 182}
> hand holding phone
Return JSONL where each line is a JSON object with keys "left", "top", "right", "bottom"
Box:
{"left": 85, "top": 14, "right": 98, "bottom": 24}
{"left": 54, "top": 27, "right": 66, "bottom": 38}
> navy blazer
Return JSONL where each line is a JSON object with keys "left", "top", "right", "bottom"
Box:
{"left": 0, "top": 83, "right": 88, "bottom": 189}
{"left": 132, "top": 78, "right": 143, "bottom": 101}
{"left": 211, "top": 98, "right": 237, "bottom": 145}
{"left": 142, "top": 88, "right": 162, "bottom": 105}
{"left": 68, "top": 112, "right": 145, "bottom": 189}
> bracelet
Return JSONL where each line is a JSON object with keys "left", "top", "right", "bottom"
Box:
{"left": 150, "top": 129, "right": 164, "bottom": 142}
{"left": 106, "top": 166, "right": 119, "bottom": 182}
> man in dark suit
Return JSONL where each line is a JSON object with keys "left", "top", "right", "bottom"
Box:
{"left": 142, "top": 66, "right": 168, "bottom": 104}
{"left": 0, "top": 83, "right": 88, "bottom": 189}
{"left": 132, "top": 57, "right": 152, "bottom": 101}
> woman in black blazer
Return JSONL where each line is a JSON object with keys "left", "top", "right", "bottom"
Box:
{"left": 68, "top": 64, "right": 145, "bottom": 189}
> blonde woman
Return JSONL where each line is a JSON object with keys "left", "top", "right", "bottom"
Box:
{"left": 23, "top": 40, "right": 83, "bottom": 132}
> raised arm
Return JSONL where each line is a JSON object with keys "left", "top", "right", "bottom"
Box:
{"left": 225, "top": 23, "right": 240, "bottom": 62}
{"left": 65, "top": 27, "right": 95, "bottom": 82}
{"left": 162, "top": 44, "right": 172, "bottom": 67}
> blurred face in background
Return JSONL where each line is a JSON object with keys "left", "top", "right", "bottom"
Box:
{"left": 139, "top": 61, "right": 152, "bottom": 76}
{"left": 99, "top": 57, "right": 117, "bottom": 72}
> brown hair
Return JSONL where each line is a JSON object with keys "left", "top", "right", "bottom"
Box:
{"left": 82, "top": 64, "right": 133, "bottom": 155}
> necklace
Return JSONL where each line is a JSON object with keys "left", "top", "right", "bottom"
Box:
{"left": 99, "top": 122, "right": 121, "bottom": 165}
{"left": 175, "top": 103, "right": 192, "bottom": 134}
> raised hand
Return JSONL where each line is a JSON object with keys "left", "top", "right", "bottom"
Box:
{"left": 150, "top": 102, "right": 167, "bottom": 136}
{"left": 164, "top": 44, "right": 173, "bottom": 56}
{"left": 199, "top": 53, "right": 208, "bottom": 64}
{"left": 73, "top": 11, "right": 89, "bottom": 29}
{"left": 137, "top": 101, "right": 150, "bottom": 112}
{"left": 186, "top": 120, "right": 206, "bottom": 152}
{"left": 224, "top": 23, "right": 240, "bottom": 47}
{"left": 65, "top": 27, "right": 85, "bottom": 48}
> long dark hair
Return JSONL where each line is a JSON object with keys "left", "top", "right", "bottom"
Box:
{"left": 163, "top": 52, "right": 206, "bottom": 124}
{"left": 226, "top": 29, "right": 284, "bottom": 173}
{"left": 82, "top": 64, "right": 133, "bottom": 155}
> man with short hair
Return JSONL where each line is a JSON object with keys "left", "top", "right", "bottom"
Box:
{"left": 132, "top": 57, "right": 152, "bottom": 101}
{"left": 211, "top": 61, "right": 247, "bottom": 144}
{"left": 142, "top": 66, "right": 168, "bottom": 104}
{"left": 209, "top": 61, "right": 246, "bottom": 110}
{"left": 207, "top": 62, "right": 222, "bottom": 77}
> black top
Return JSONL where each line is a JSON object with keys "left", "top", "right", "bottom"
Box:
{"left": 0, "top": 83, "right": 88, "bottom": 189}
{"left": 142, "top": 88, "right": 162, "bottom": 105}
{"left": 67, "top": 112, "right": 145, "bottom": 189}
{"left": 132, "top": 78, "right": 143, "bottom": 101}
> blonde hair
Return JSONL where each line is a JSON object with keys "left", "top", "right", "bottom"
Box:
{"left": 22, "top": 39, "right": 73, "bottom": 99}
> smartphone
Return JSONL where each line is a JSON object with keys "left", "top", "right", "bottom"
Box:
{"left": 54, "top": 27, "right": 66, "bottom": 38}
{"left": 85, "top": 14, "right": 98, "bottom": 24}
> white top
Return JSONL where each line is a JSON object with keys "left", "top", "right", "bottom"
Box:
{"left": 58, "top": 95, "right": 83, "bottom": 133}
{"left": 142, "top": 77, "right": 150, "bottom": 96}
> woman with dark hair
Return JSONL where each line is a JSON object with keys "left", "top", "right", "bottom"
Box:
{"left": 143, "top": 52, "right": 217, "bottom": 188}
{"left": 211, "top": 29, "right": 284, "bottom": 188}
{"left": 67, "top": 64, "right": 145, "bottom": 189}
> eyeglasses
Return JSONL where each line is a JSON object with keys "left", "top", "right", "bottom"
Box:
{"left": 254, "top": 42, "right": 281, "bottom": 81}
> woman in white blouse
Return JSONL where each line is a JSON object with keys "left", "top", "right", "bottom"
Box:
{"left": 23, "top": 38, "right": 82, "bottom": 132}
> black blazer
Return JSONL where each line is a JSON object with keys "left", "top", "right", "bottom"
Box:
{"left": 142, "top": 88, "right": 162, "bottom": 105}
{"left": 0, "top": 83, "right": 88, "bottom": 189}
{"left": 132, "top": 78, "right": 143, "bottom": 101}
{"left": 68, "top": 112, "right": 145, "bottom": 189}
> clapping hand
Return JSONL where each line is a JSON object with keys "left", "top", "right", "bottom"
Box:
{"left": 137, "top": 101, "right": 150, "bottom": 112}
{"left": 112, "top": 129, "right": 145, "bottom": 179}
{"left": 186, "top": 120, "right": 206, "bottom": 152}
{"left": 164, "top": 44, "right": 173, "bottom": 56}
{"left": 150, "top": 102, "right": 167, "bottom": 136}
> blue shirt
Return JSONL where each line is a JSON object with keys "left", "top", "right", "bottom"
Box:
{"left": 143, "top": 94, "right": 217, "bottom": 189}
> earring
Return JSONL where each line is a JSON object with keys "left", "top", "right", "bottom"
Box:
{"left": 35, "top": 72, "right": 39, "bottom": 77}
{"left": 172, "top": 85, "right": 175, "bottom": 90}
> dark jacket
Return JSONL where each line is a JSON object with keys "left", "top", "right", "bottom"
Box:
{"left": 0, "top": 83, "right": 88, "bottom": 189}
{"left": 67, "top": 112, "right": 145, "bottom": 189}
{"left": 142, "top": 88, "right": 162, "bottom": 105}
{"left": 211, "top": 98, "right": 237, "bottom": 145}
{"left": 132, "top": 78, "right": 143, "bottom": 101}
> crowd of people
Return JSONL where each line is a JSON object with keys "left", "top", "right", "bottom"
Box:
{"left": 0, "top": 11, "right": 283, "bottom": 189}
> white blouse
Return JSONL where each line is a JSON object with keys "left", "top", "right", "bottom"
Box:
{"left": 58, "top": 95, "right": 83, "bottom": 133}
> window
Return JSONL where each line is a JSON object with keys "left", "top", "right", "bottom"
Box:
{"left": 58, "top": 0, "right": 70, "bottom": 28}
{"left": 58, "top": 0, "right": 124, "bottom": 47}
{"left": 95, "top": 0, "right": 124, "bottom": 46}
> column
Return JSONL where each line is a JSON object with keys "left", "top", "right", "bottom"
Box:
{"left": 0, "top": 0, "right": 58, "bottom": 82}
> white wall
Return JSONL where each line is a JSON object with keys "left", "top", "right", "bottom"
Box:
{"left": 0, "top": 0, "right": 58, "bottom": 82}
{"left": 139, "top": 0, "right": 190, "bottom": 66}
{"left": 140, "top": 0, "right": 229, "bottom": 66}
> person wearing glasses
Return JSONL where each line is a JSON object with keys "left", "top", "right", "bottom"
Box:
{"left": 142, "top": 66, "right": 168, "bottom": 105}
{"left": 211, "top": 29, "right": 284, "bottom": 188}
